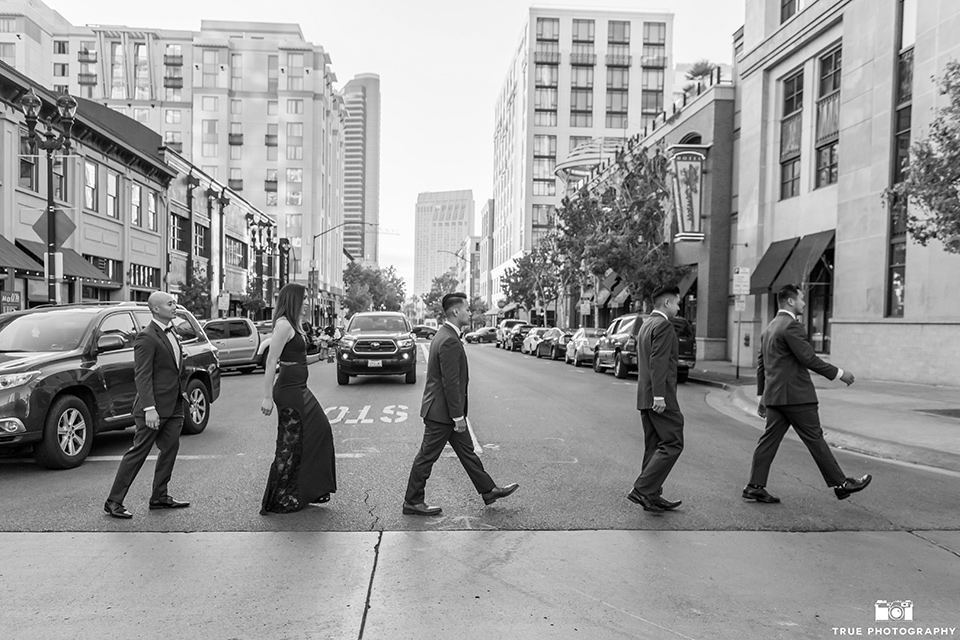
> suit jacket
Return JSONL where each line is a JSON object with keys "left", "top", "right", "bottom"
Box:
{"left": 757, "top": 312, "right": 838, "bottom": 406}
{"left": 132, "top": 321, "right": 186, "bottom": 418}
{"left": 636, "top": 312, "right": 680, "bottom": 411}
{"left": 420, "top": 323, "right": 469, "bottom": 425}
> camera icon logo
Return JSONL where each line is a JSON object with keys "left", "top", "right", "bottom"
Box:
{"left": 875, "top": 600, "right": 914, "bottom": 621}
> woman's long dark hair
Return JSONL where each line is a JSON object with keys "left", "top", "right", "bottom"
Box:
{"left": 274, "top": 283, "right": 306, "bottom": 334}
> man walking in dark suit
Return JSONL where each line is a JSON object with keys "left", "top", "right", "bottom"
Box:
{"left": 628, "top": 285, "right": 685, "bottom": 513}
{"left": 403, "top": 292, "right": 519, "bottom": 516}
{"left": 104, "top": 291, "right": 190, "bottom": 519}
{"left": 743, "top": 284, "right": 872, "bottom": 504}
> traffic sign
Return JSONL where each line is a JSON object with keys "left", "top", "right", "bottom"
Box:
{"left": 32, "top": 208, "right": 76, "bottom": 250}
{"left": 733, "top": 267, "right": 751, "bottom": 296}
{"left": 734, "top": 295, "right": 746, "bottom": 312}
{"left": 217, "top": 293, "right": 230, "bottom": 311}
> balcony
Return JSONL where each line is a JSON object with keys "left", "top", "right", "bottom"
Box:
{"left": 77, "top": 73, "right": 97, "bottom": 85}
{"left": 163, "top": 76, "right": 184, "bottom": 88}
{"left": 533, "top": 51, "right": 561, "bottom": 64}
{"left": 264, "top": 179, "right": 278, "bottom": 192}
{"left": 815, "top": 91, "right": 840, "bottom": 146}
{"left": 165, "top": 141, "right": 183, "bottom": 152}
{"left": 606, "top": 54, "right": 633, "bottom": 67}
{"left": 164, "top": 54, "right": 184, "bottom": 66}
{"left": 570, "top": 53, "right": 597, "bottom": 66}
{"left": 264, "top": 134, "right": 278, "bottom": 147}
{"left": 640, "top": 55, "right": 666, "bottom": 68}
{"left": 78, "top": 51, "right": 97, "bottom": 63}
{"left": 228, "top": 133, "right": 244, "bottom": 145}
{"left": 228, "top": 179, "right": 243, "bottom": 191}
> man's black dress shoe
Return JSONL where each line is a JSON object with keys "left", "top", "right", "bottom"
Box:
{"left": 149, "top": 497, "right": 190, "bottom": 510}
{"left": 482, "top": 483, "right": 519, "bottom": 505}
{"left": 104, "top": 500, "right": 132, "bottom": 519}
{"left": 626, "top": 489, "right": 664, "bottom": 512}
{"left": 835, "top": 474, "right": 872, "bottom": 500}
{"left": 655, "top": 496, "right": 682, "bottom": 510}
{"left": 742, "top": 485, "right": 781, "bottom": 503}
{"left": 402, "top": 502, "right": 442, "bottom": 516}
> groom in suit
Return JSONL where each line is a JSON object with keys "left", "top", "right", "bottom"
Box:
{"left": 104, "top": 291, "right": 190, "bottom": 519}
{"left": 743, "top": 284, "right": 871, "bottom": 503}
{"left": 402, "top": 292, "right": 519, "bottom": 516}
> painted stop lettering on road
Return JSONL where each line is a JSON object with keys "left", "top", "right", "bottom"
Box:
{"left": 324, "top": 405, "right": 409, "bottom": 424}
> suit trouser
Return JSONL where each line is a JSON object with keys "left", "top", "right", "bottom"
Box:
{"left": 633, "top": 408, "right": 684, "bottom": 497}
{"left": 405, "top": 418, "right": 496, "bottom": 505}
{"left": 748, "top": 403, "right": 846, "bottom": 487}
{"left": 108, "top": 402, "right": 184, "bottom": 504}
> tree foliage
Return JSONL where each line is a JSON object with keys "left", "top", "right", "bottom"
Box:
{"left": 177, "top": 268, "right": 212, "bottom": 320}
{"left": 468, "top": 295, "right": 489, "bottom": 328}
{"left": 683, "top": 59, "right": 717, "bottom": 95}
{"left": 499, "top": 236, "right": 561, "bottom": 314}
{"left": 342, "top": 262, "right": 407, "bottom": 316}
{"left": 885, "top": 60, "right": 960, "bottom": 253}
{"left": 238, "top": 278, "right": 267, "bottom": 315}
{"left": 420, "top": 268, "right": 460, "bottom": 322}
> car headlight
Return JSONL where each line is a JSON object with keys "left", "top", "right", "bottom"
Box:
{"left": 340, "top": 336, "right": 356, "bottom": 348}
{"left": 397, "top": 338, "right": 414, "bottom": 348}
{"left": 0, "top": 371, "right": 41, "bottom": 391}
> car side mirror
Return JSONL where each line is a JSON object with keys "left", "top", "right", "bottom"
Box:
{"left": 96, "top": 334, "right": 126, "bottom": 353}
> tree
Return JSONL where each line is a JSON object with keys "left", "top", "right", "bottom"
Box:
{"left": 468, "top": 295, "right": 489, "bottom": 329}
{"left": 342, "top": 262, "right": 407, "bottom": 315}
{"left": 421, "top": 268, "right": 460, "bottom": 322}
{"left": 177, "top": 268, "right": 212, "bottom": 319}
{"left": 885, "top": 60, "right": 960, "bottom": 253}
{"left": 238, "top": 278, "right": 266, "bottom": 316}
{"left": 378, "top": 265, "right": 406, "bottom": 311}
{"left": 683, "top": 59, "right": 717, "bottom": 95}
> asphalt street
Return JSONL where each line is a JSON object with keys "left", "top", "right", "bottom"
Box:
{"left": 2, "top": 339, "right": 959, "bottom": 533}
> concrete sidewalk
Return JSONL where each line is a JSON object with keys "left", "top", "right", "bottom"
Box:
{"left": 690, "top": 360, "right": 960, "bottom": 473}
{"left": 5, "top": 530, "right": 959, "bottom": 639}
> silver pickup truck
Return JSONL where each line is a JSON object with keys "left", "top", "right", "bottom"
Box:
{"left": 200, "top": 317, "right": 271, "bottom": 373}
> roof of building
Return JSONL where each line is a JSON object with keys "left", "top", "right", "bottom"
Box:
{"left": 74, "top": 97, "right": 166, "bottom": 167}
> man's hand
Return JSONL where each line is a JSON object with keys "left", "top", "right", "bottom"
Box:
{"left": 454, "top": 417, "right": 468, "bottom": 433}
{"left": 757, "top": 402, "right": 767, "bottom": 419}
{"left": 144, "top": 408, "right": 160, "bottom": 429}
{"left": 652, "top": 398, "right": 666, "bottom": 414}
{"left": 840, "top": 370, "right": 855, "bottom": 386}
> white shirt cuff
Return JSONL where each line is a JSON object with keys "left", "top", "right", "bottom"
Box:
{"left": 834, "top": 368, "right": 844, "bottom": 381}
{"left": 452, "top": 416, "right": 464, "bottom": 422}
{"left": 653, "top": 397, "right": 664, "bottom": 402}
{"left": 144, "top": 406, "right": 155, "bottom": 412}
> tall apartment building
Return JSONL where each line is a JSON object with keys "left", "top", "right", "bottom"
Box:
{"left": 478, "top": 199, "right": 495, "bottom": 307}
{"left": 0, "top": 2, "right": 348, "bottom": 316}
{"left": 490, "top": 6, "right": 674, "bottom": 307}
{"left": 342, "top": 73, "right": 381, "bottom": 266}
{"left": 413, "top": 191, "right": 475, "bottom": 298}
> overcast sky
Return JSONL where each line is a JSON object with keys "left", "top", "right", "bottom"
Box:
{"left": 54, "top": 0, "right": 744, "bottom": 291}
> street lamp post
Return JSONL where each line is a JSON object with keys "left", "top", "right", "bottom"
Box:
{"left": 19, "top": 90, "right": 78, "bottom": 305}
{"left": 311, "top": 221, "right": 378, "bottom": 324}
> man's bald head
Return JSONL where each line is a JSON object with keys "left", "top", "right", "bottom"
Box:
{"left": 147, "top": 291, "right": 178, "bottom": 323}
{"left": 148, "top": 291, "right": 174, "bottom": 311}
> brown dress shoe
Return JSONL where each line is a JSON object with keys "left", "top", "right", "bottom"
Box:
{"left": 402, "top": 502, "right": 442, "bottom": 516}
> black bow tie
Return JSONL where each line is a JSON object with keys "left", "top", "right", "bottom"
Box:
{"left": 163, "top": 325, "right": 174, "bottom": 334}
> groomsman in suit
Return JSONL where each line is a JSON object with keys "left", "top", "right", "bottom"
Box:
{"left": 104, "top": 291, "right": 190, "bottom": 519}
{"left": 628, "top": 284, "right": 685, "bottom": 513}
{"left": 403, "top": 292, "right": 519, "bottom": 516}
{"left": 743, "top": 284, "right": 871, "bottom": 503}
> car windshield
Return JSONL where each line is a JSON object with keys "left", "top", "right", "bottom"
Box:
{"left": 0, "top": 309, "right": 98, "bottom": 352}
{"left": 348, "top": 315, "right": 409, "bottom": 333}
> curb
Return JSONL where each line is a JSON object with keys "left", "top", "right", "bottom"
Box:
{"left": 690, "top": 376, "right": 960, "bottom": 474}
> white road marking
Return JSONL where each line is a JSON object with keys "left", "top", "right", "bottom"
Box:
{"left": 325, "top": 405, "right": 409, "bottom": 424}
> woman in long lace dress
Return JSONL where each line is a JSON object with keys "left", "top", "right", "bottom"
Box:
{"left": 259, "top": 284, "right": 337, "bottom": 514}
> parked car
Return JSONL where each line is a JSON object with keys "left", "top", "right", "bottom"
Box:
{"left": 201, "top": 316, "right": 271, "bottom": 372}
{"left": 594, "top": 313, "right": 696, "bottom": 381}
{"left": 536, "top": 327, "right": 574, "bottom": 360}
{"left": 495, "top": 318, "right": 525, "bottom": 348}
{"left": 411, "top": 325, "right": 437, "bottom": 339}
{"left": 465, "top": 326, "right": 497, "bottom": 343}
{"left": 0, "top": 302, "right": 221, "bottom": 469}
{"left": 565, "top": 327, "right": 606, "bottom": 367}
{"left": 521, "top": 327, "right": 551, "bottom": 354}
{"left": 505, "top": 323, "right": 534, "bottom": 352}
{"left": 337, "top": 311, "right": 417, "bottom": 385}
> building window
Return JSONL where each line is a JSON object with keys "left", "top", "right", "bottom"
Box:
{"left": 134, "top": 108, "right": 150, "bottom": 123}
{"left": 0, "top": 43, "right": 16, "bottom": 65}
{"left": 202, "top": 96, "right": 218, "bottom": 111}
{"left": 570, "top": 88, "right": 593, "bottom": 127}
{"left": 202, "top": 143, "right": 218, "bottom": 157}
{"left": 109, "top": 42, "right": 125, "bottom": 99}
{"left": 780, "top": 158, "right": 800, "bottom": 199}
{"left": 53, "top": 63, "right": 68, "bottom": 77}
{"left": 224, "top": 236, "right": 247, "bottom": 268}
{"left": 130, "top": 264, "right": 161, "bottom": 289}
{"left": 815, "top": 142, "right": 839, "bottom": 187}
{"left": 133, "top": 42, "right": 150, "bottom": 100}
{"left": 286, "top": 190, "right": 303, "bottom": 206}
{"left": 267, "top": 55, "right": 278, "bottom": 92}
{"left": 267, "top": 100, "right": 278, "bottom": 116}
{"left": 165, "top": 131, "right": 182, "bottom": 145}
{"left": 532, "top": 204, "right": 556, "bottom": 228}
{"left": 231, "top": 53, "right": 242, "bottom": 91}
{"left": 536, "top": 18, "right": 559, "bottom": 41}
{"left": 286, "top": 123, "right": 303, "bottom": 160}
{"left": 888, "top": 241, "right": 906, "bottom": 317}
{"left": 783, "top": 71, "right": 804, "bottom": 116}
{"left": 84, "top": 161, "right": 99, "bottom": 211}
{"left": 194, "top": 223, "right": 209, "bottom": 258}
{"left": 641, "top": 90, "right": 663, "bottom": 115}
{"left": 287, "top": 53, "right": 304, "bottom": 91}
{"left": 287, "top": 168, "right": 303, "bottom": 184}
{"left": 147, "top": 191, "right": 158, "bottom": 231}
{"left": 571, "top": 65, "right": 593, "bottom": 89}
{"left": 231, "top": 99, "right": 242, "bottom": 115}
{"left": 816, "top": 47, "right": 842, "bottom": 155}
{"left": 53, "top": 157, "right": 67, "bottom": 202}
{"left": 819, "top": 48, "right": 842, "bottom": 97}
{"left": 569, "top": 135, "right": 592, "bottom": 151}
{"left": 781, "top": 0, "right": 800, "bottom": 23}
{"left": 287, "top": 99, "right": 303, "bottom": 114}
{"left": 534, "top": 64, "right": 558, "bottom": 87}
{"left": 230, "top": 145, "right": 242, "bottom": 161}
{"left": 608, "top": 67, "right": 629, "bottom": 90}
{"left": 285, "top": 214, "right": 302, "bottom": 229}
{"left": 130, "top": 184, "right": 142, "bottom": 226}
{"left": 106, "top": 172, "right": 119, "bottom": 217}
{"left": 265, "top": 192, "right": 278, "bottom": 207}
{"left": 572, "top": 19, "right": 595, "bottom": 43}
{"left": 605, "top": 90, "right": 629, "bottom": 128}
{"left": 170, "top": 214, "right": 187, "bottom": 252}
{"left": 165, "top": 88, "right": 182, "bottom": 102}
{"left": 609, "top": 21, "right": 631, "bottom": 44}
{"left": 18, "top": 128, "right": 38, "bottom": 192}
{"left": 165, "top": 109, "right": 181, "bottom": 124}
{"left": 54, "top": 40, "right": 68, "bottom": 54}
{"left": 202, "top": 49, "right": 218, "bottom": 88}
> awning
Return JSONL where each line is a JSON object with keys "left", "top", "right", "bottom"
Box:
{"left": 771, "top": 230, "right": 835, "bottom": 291}
{"left": 0, "top": 236, "right": 43, "bottom": 274}
{"left": 500, "top": 302, "right": 518, "bottom": 314}
{"left": 678, "top": 266, "right": 699, "bottom": 297}
{"left": 596, "top": 289, "right": 611, "bottom": 305}
{"left": 610, "top": 286, "right": 631, "bottom": 307}
{"left": 17, "top": 240, "right": 116, "bottom": 284}
{"left": 750, "top": 237, "right": 800, "bottom": 294}
{"left": 484, "top": 308, "right": 501, "bottom": 316}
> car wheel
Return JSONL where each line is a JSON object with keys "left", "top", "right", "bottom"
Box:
{"left": 405, "top": 368, "right": 417, "bottom": 384}
{"left": 614, "top": 353, "right": 628, "bottom": 379}
{"left": 337, "top": 367, "right": 350, "bottom": 385}
{"left": 593, "top": 351, "right": 603, "bottom": 373}
{"left": 33, "top": 394, "right": 93, "bottom": 469}
{"left": 182, "top": 379, "right": 211, "bottom": 435}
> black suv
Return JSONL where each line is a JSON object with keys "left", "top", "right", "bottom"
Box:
{"left": 0, "top": 302, "right": 221, "bottom": 469}
{"left": 594, "top": 312, "right": 697, "bottom": 381}
{"left": 336, "top": 311, "right": 417, "bottom": 385}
